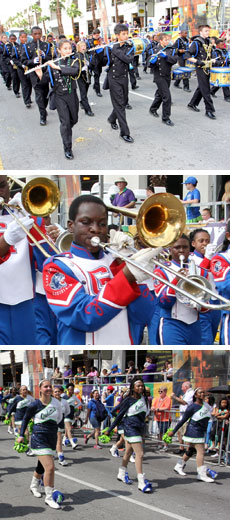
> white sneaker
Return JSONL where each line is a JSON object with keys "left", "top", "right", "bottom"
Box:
{"left": 138, "top": 473, "right": 152, "bottom": 493}
{"left": 117, "top": 467, "right": 133, "bottom": 485}
{"left": 8, "top": 426, "right": 13, "bottom": 434}
{"left": 26, "top": 448, "right": 34, "bottom": 456}
{"left": 174, "top": 462, "right": 186, "bottom": 476}
{"left": 45, "top": 487, "right": 60, "bottom": 509}
{"left": 14, "top": 428, "right": 18, "bottom": 436}
{"left": 30, "top": 476, "right": 42, "bottom": 498}
{"left": 71, "top": 441, "right": 78, "bottom": 450}
{"left": 110, "top": 446, "right": 120, "bottom": 458}
{"left": 197, "top": 465, "right": 214, "bottom": 483}
{"left": 130, "top": 453, "right": 136, "bottom": 463}
{"left": 211, "top": 453, "right": 219, "bottom": 458}
{"left": 59, "top": 458, "right": 68, "bottom": 466}
{"left": 159, "top": 446, "right": 168, "bottom": 452}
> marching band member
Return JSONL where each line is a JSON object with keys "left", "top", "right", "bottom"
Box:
{"left": 185, "top": 25, "right": 217, "bottom": 119}
{"left": 46, "top": 39, "right": 80, "bottom": 160}
{"left": 87, "top": 29, "right": 104, "bottom": 97}
{"left": 11, "top": 31, "right": 33, "bottom": 108}
{"left": 4, "top": 34, "right": 21, "bottom": 98}
{"left": 76, "top": 40, "right": 94, "bottom": 117}
{"left": 148, "top": 32, "right": 177, "bottom": 126}
{"left": 43, "top": 194, "right": 156, "bottom": 345}
{"left": 189, "top": 228, "right": 221, "bottom": 344}
{"left": 104, "top": 23, "right": 135, "bottom": 143}
{"left": 17, "top": 380, "right": 63, "bottom": 509}
{"left": 153, "top": 234, "right": 209, "bottom": 345}
{"left": 211, "top": 39, "right": 230, "bottom": 102}
{"left": 210, "top": 220, "right": 230, "bottom": 345}
{"left": 21, "top": 26, "right": 52, "bottom": 126}
{"left": 173, "top": 27, "right": 191, "bottom": 92}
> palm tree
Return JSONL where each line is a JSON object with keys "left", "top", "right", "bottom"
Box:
{"left": 49, "top": 0, "right": 65, "bottom": 35}
{"left": 66, "top": 3, "right": 82, "bottom": 36}
{"left": 10, "top": 351, "right": 17, "bottom": 387}
{"left": 31, "top": 4, "right": 42, "bottom": 25}
{"left": 39, "top": 15, "right": 51, "bottom": 35}
{"left": 90, "top": 0, "right": 97, "bottom": 30}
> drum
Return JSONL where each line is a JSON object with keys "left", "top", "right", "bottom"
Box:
{"left": 210, "top": 67, "right": 230, "bottom": 87}
{"left": 178, "top": 67, "right": 192, "bottom": 79}
{"left": 172, "top": 68, "right": 184, "bottom": 80}
{"left": 185, "top": 60, "right": 196, "bottom": 70}
{"left": 131, "top": 37, "right": 148, "bottom": 55}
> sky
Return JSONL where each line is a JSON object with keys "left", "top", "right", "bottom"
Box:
{"left": 0, "top": 0, "right": 29, "bottom": 24}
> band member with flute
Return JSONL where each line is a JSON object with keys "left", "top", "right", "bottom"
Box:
{"left": 45, "top": 39, "right": 80, "bottom": 160}
{"left": 104, "top": 23, "right": 135, "bottom": 143}
{"left": 21, "top": 26, "right": 52, "bottom": 126}
{"left": 185, "top": 25, "right": 218, "bottom": 119}
{"left": 148, "top": 32, "right": 177, "bottom": 126}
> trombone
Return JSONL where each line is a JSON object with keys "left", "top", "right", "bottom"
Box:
{"left": 2, "top": 176, "right": 61, "bottom": 258}
{"left": 103, "top": 193, "right": 230, "bottom": 310}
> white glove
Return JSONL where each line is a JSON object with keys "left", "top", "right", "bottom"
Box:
{"left": 34, "top": 57, "right": 40, "bottom": 64}
{"left": 110, "top": 229, "right": 134, "bottom": 257}
{"left": 10, "top": 60, "right": 14, "bottom": 66}
{"left": 8, "top": 192, "right": 23, "bottom": 209}
{"left": 126, "top": 248, "right": 157, "bottom": 283}
{"left": 4, "top": 216, "right": 34, "bottom": 245}
{"left": 82, "top": 65, "right": 87, "bottom": 72}
{"left": 205, "top": 244, "right": 218, "bottom": 260}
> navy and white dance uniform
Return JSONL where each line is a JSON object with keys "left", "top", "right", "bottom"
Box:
{"left": 20, "top": 397, "right": 62, "bottom": 456}
{"left": 211, "top": 247, "right": 230, "bottom": 345}
{"left": 8, "top": 394, "right": 34, "bottom": 426}
{"left": 108, "top": 396, "right": 149, "bottom": 443}
{"left": 43, "top": 243, "right": 154, "bottom": 345}
{"left": 172, "top": 401, "right": 211, "bottom": 443}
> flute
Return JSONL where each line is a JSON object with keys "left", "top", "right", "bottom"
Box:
{"left": 24, "top": 52, "right": 74, "bottom": 75}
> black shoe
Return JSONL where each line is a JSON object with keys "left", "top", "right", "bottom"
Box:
{"left": 174, "top": 84, "right": 182, "bottom": 89}
{"left": 137, "top": 77, "right": 141, "bottom": 80}
{"left": 85, "top": 110, "right": 94, "bottom": 116}
{"left": 132, "top": 85, "right": 139, "bottom": 90}
{"left": 65, "top": 150, "right": 74, "bottom": 160}
{"left": 126, "top": 104, "right": 132, "bottom": 110}
{"left": 188, "top": 104, "right": 200, "bottom": 112}
{"left": 149, "top": 109, "right": 159, "bottom": 118}
{"left": 211, "top": 92, "right": 217, "bottom": 97}
{"left": 162, "top": 118, "right": 174, "bottom": 126}
{"left": 120, "top": 135, "right": 134, "bottom": 143}
{"left": 183, "top": 87, "right": 191, "bottom": 92}
{"left": 7, "top": 86, "right": 12, "bottom": 90}
{"left": 40, "top": 118, "right": 47, "bottom": 126}
{"left": 15, "top": 93, "right": 21, "bottom": 98}
{"left": 206, "top": 111, "right": 216, "bottom": 119}
{"left": 225, "top": 98, "right": 230, "bottom": 102}
{"left": 108, "top": 119, "right": 118, "bottom": 130}
{"left": 80, "top": 101, "right": 84, "bottom": 109}
{"left": 96, "top": 92, "right": 102, "bottom": 97}
{"left": 25, "top": 103, "right": 31, "bottom": 108}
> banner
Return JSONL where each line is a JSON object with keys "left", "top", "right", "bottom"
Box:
{"left": 26, "top": 351, "right": 44, "bottom": 398}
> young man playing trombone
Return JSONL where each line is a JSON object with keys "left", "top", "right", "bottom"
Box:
{"left": 43, "top": 194, "right": 157, "bottom": 345}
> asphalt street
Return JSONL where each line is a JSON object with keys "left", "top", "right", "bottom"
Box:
{"left": 0, "top": 69, "right": 229, "bottom": 171}
{"left": 0, "top": 424, "right": 229, "bottom": 520}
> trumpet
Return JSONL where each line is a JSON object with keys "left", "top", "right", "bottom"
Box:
{"left": 176, "top": 255, "right": 213, "bottom": 309}
{"left": 2, "top": 176, "right": 61, "bottom": 257}
{"left": 104, "top": 194, "right": 230, "bottom": 310}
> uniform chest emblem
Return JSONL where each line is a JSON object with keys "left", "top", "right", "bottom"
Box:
{"left": 50, "top": 273, "right": 67, "bottom": 290}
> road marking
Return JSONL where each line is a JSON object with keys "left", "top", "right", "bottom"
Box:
{"left": 129, "top": 90, "right": 153, "bottom": 101}
{"left": 0, "top": 155, "right": 4, "bottom": 169}
{"left": 56, "top": 471, "right": 192, "bottom": 520}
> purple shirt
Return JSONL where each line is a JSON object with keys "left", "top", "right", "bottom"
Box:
{"left": 142, "top": 363, "right": 157, "bottom": 383}
{"left": 112, "top": 188, "right": 135, "bottom": 208}
{"left": 63, "top": 369, "right": 72, "bottom": 377}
